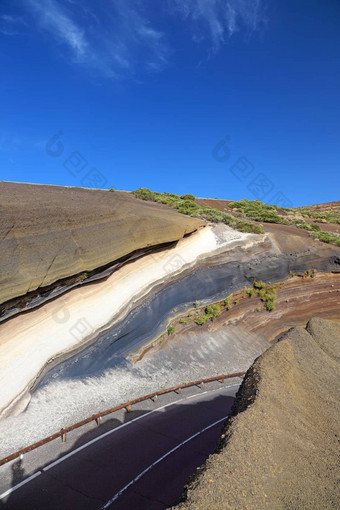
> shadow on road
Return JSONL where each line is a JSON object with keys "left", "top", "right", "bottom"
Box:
{"left": 1, "top": 393, "right": 235, "bottom": 509}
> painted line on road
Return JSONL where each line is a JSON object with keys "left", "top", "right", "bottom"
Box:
{"left": 42, "top": 384, "right": 237, "bottom": 472}
{"left": 0, "top": 383, "right": 238, "bottom": 501}
{"left": 100, "top": 414, "right": 229, "bottom": 509}
{"left": 0, "top": 471, "right": 41, "bottom": 501}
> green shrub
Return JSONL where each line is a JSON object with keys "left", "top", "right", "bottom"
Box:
{"left": 253, "top": 279, "right": 266, "bottom": 289}
{"left": 133, "top": 188, "right": 156, "bottom": 201}
{"left": 311, "top": 231, "right": 340, "bottom": 247}
{"left": 133, "top": 189, "right": 265, "bottom": 234}
{"left": 265, "top": 300, "right": 275, "bottom": 311}
{"left": 180, "top": 194, "right": 196, "bottom": 201}
{"left": 206, "top": 304, "right": 221, "bottom": 318}
{"left": 246, "top": 289, "right": 254, "bottom": 297}
{"left": 229, "top": 199, "right": 284, "bottom": 224}
{"left": 167, "top": 326, "right": 175, "bottom": 335}
{"left": 195, "top": 314, "right": 210, "bottom": 325}
{"left": 179, "top": 318, "right": 187, "bottom": 324}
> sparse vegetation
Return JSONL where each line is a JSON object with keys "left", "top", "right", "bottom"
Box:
{"left": 132, "top": 188, "right": 265, "bottom": 234}
{"left": 195, "top": 304, "right": 221, "bottom": 325}
{"left": 193, "top": 301, "right": 200, "bottom": 308}
{"left": 180, "top": 194, "right": 195, "bottom": 201}
{"left": 179, "top": 318, "right": 187, "bottom": 324}
{"left": 246, "top": 288, "right": 254, "bottom": 297}
{"left": 295, "top": 220, "right": 321, "bottom": 232}
{"left": 228, "top": 199, "right": 285, "bottom": 224}
{"left": 310, "top": 230, "right": 340, "bottom": 247}
{"left": 223, "top": 297, "right": 231, "bottom": 310}
{"left": 252, "top": 280, "right": 277, "bottom": 311}
{"left": 167, "top": 326, "right": 175, "bottom": 335}
{"left": 297, "top": 207, "right": 340, "bottom": 225}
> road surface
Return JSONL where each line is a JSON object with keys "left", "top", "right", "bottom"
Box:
{"left": 0, "top": 385, "right": 237, "bottom": 509}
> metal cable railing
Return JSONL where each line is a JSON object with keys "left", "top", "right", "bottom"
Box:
{"left": 0, "top": 371, "right": 245, "bottom": 467}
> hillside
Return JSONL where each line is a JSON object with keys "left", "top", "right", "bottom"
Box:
{"left": 0, "top": 181, "right": 203, "bottom": 308}
{"left": 174, "top": 318, "right": 340, "bottom": 509}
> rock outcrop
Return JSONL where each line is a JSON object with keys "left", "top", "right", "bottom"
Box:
{"left": 175, "top": 318, "right": 340, "bottom": 509}
{"left": 0, "top": 181, "right": 204, "bottom": 306}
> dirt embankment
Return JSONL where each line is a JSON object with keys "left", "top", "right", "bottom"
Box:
{"left": 135, "top": 272, "right": 340, "bottom": 362}
{"left": 0, "top": 182, "right": 203, "bottom": 306}
{"left": 174, "top": 318, "right": 340, "bottom": 509}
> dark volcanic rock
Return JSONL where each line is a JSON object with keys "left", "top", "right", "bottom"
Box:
{"left": 0, "top": 181, "right": 204, "bottom": 306}
{"left": 175, "top": 318, "right": 340, "bottom": 509}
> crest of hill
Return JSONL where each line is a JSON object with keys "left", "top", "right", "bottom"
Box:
{"left": 0, "top": 181, "right": 204, "bottom": 306}
{"left": 176, "top": 317, "right": 340, "bottom": 510}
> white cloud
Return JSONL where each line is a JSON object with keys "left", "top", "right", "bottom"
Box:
{"left": 171, "top": 0, "right": 265, "bottom": 50}
{"left": 4, "top": 0, "right": 265, "bottom": 78}
{"left": 21, "top": 0, "right": 168, "bottom": 78}
{"left": 0, "top": 13, "right": 27, "bottom": 35}
{"left": 27, "top": 0, "right": 88, "bottom": 59}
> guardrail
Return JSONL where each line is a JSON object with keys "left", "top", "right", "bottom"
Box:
{"left": 0, "top": 371, "right": 245, "bottom": 467}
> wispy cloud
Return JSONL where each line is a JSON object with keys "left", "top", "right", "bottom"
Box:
{"left": 21, "top": 0, "right": 169, "bottom": 78}
{"left": 26, "top": 0, "right": 88, "bottom": 59}
{"left": 0, "top": 13, "right": 27, "bottom": 35}
{"left": 171, "top": 0, "right": 266, "bottom": 51}
{"left": 2, "top": 0, "right": 265, "bottom": 78}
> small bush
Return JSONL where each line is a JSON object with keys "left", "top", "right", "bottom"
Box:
{"left": 229, "top": 199, "right": 284, "bottom": 224}
{"left": 253, "top": 279, "right": 266, "bottom": 289}
{"left": 180, "top": 194, "right": 196, "bottom": 201}
{"left": 167, "top": 326, "right": 175, "bottom": 335}
{"left": 179, "top": 318, "right": 187, "bottom": 324}
{"left": 133, "top": 188, "right": 156, "bottom": 201}
{"left": 195, "top": 314, "right": 210, "bottom": 325}
{"left": 246, "top": 289, "right": 254, "bottom": 297}
{"left": 311, "top": 231, "right": 340, "bottom": 247}
{"left": 265, "top": 300, "right": 275, "bottom": 311}
{"left": 206, "top": 304, "right": 221, "bottom": 318}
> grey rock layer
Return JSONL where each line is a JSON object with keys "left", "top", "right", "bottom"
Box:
{"left": 175, "top": 318, "right": 340, "bottom": 509}
{"left": 0, "top": 182, "right": 204, "bottom": 306}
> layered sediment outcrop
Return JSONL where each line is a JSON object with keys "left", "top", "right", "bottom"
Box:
{"left": 175, "top": 318, "right": 340, "bottom": 509}
{"left": 0, "top": 181, "right": 204, "bottom": 306}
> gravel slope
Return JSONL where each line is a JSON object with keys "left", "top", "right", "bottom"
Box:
{"left": 174, "top": 318, "right": 340, "bottom": 509}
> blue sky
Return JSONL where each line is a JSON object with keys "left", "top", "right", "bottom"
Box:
{"left": 0, "top": 0, "right": 339, "bottom": 206}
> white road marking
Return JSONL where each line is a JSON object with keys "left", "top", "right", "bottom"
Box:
{"left": 42, "top": 384, "right": 237, "bottom": 472}
{"left": 0, "top": 471, "right": 41, "bottom": 501}
{"left": 0, "top": 383, "right": 239, "bottom": 500}
{"left": 100, "top": 414, "right": 229, "bottom": 509}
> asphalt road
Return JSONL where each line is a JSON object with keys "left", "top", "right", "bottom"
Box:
{"left": 0, "top": 385, "right": 237, "bottom": 509}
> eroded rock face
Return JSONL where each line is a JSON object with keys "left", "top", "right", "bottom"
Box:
{"left": 175, "top": 318, "right": 340, "bottom": 509}
{"left": 0, "top": 182, "right": 204, "bottom": 306}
